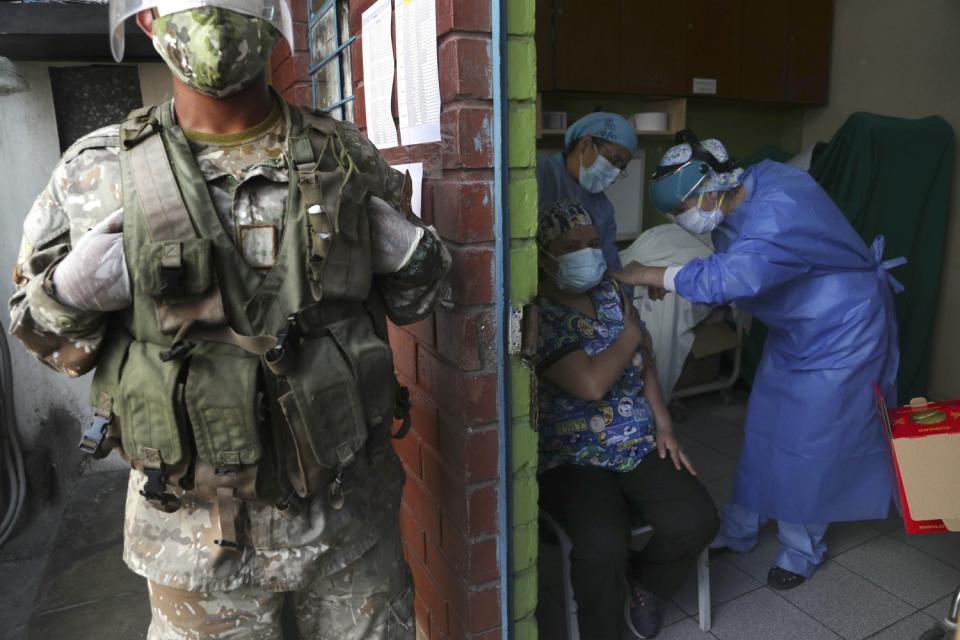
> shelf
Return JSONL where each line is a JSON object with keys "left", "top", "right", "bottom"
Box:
{"left": 540, "top": 128, "right": 673, "bottom": 137}
{"left": 536, "top": 96, "right": 686, "bottom": 141}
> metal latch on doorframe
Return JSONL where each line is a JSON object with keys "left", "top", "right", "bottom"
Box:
{"left": 508, "top": 304, "right": 539, "bottom": 368}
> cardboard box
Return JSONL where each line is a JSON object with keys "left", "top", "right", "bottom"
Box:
{"left": 689, "top": 321, "right": 741, "bottom": 359}
{"left": 675, "top": 318, "right": 741, "bottom": 391}
{"left": 874, "top": 387, "right": 960, "bottom": 534}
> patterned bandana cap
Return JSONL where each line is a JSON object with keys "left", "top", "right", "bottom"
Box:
{"left": 152, "top": 7, "right": 278, "bottom": 98}
{"left": 564, "top": 112, "right": 638, "bottom": 155}
{"left": 659, "top": 138, "right": 745, "bottom": 193}
{"left": 537, "top": 199, "right": 595, "bottom": 249}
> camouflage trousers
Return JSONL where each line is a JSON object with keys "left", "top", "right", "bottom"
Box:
{"left": 146, "top": 525, "right": 414, "bottom": 640}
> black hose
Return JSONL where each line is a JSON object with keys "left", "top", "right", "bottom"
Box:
{"left": 0, "top": 321, "right": 26, "bottom": 548}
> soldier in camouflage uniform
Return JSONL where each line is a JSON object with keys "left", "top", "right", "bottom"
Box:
{"left": 9, "top": 2, "right": 450, "bottom": 638}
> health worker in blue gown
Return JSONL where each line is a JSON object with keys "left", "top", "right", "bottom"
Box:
{"left": 614, "top": 131, "right": 903, "bottom": 591}
{"left": 536, "top": 112, "right": 637, "bottom": 273}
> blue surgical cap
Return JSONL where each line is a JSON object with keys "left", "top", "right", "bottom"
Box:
{"left": 564, "top": 112, "right": 637, "bottom": 156}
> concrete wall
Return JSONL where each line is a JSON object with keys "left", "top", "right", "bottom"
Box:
{"left": 800, "top": 0, "right": 960, "bottom": 400}
{"left": 0, "top": 61, "right": 170, "bottom": 474}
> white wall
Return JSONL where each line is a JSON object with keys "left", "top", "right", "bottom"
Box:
{"left": 801, "top": 0, "right": 960, "bottom": 400}
{"left": 0, "top": 61, "right": 170, "bottom": 471}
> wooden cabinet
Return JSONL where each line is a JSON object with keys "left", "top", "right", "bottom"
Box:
{"left": 684, "top": 0, "right": 744, "bottom": 99}
{"left": 535, "top": 0, "right": 556, "bottom": 91}
{"left": 551, "top": 0, "right": 622, "bottom": 93}
{"left": 739, "top": 0, "right": 788, "bottom": 101}
{"left": 738, "top": 0, "right": 832, "bottom": 104}
{"left": 620, "top": 1, "right": 687, "bottom": 95}
{"left": 785, "top": 0, "right": 833, "bottom": 104}
{"left": 536, "top": 0, "right": 833, "bottom": 105}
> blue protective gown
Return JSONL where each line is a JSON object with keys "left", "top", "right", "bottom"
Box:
{"left": 536, "top": 152, "right": 624, "bottom": 272}
{"left": 674, "top": 160, "right": 900, "bottom": 524}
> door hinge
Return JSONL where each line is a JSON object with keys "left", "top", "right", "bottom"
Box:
{"left": 508, "top": 304, "right": 539, "bottom": 366}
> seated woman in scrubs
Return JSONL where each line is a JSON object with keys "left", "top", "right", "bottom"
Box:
{"left": 537, "top": 112, "right": 636, "bottom": 274}
{"left": 536, "top": 199, "right": 718, "bottom": 640}
{"left": 614, "top": 131, "right": 902, "bottom": 590}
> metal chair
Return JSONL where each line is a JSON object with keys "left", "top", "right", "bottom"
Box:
{"left": 540, "top": 509, "right": 711, "bottom": 639}
{"left": 918, "top": 585, "right": 960, "bottom": 639}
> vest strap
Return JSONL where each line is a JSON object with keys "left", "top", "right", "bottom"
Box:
{"left": 213, "top": 486, "right": 242, "bottom": 551}
{"left": 128, "top": 134, "right": 197, "bottom": 242}
{"left": 124, "top": 108, "right": 229, "bottom": 339}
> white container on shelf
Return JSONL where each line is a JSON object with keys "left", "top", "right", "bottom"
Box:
{"left": 541, "top": 111, "right": 567, "bottom": 131}
{"left": 631, "top": 112, "right": 669, "bottom": 132}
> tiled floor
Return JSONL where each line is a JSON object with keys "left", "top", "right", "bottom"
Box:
{"left": 3, "top": 392, "right": 958, "bottom": 640}
{"left": 537, "top": 391, "right": 960, "bottom": 640}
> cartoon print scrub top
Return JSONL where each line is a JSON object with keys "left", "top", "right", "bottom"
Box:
{"left": 535, "top": 279, "right": 656, "bottom": 473}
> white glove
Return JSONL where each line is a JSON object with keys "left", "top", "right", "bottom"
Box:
{"left": 368, "top": 196, "right": 424, "bottom": 274}
{"left": 52, "top": 209, "right": 131, "bottom": 311}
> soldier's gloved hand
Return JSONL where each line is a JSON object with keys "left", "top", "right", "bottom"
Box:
{"left": 52, "top": 209, "right": 132, "bottom": 312}
{"left": 368, "top": 196, "right": 425, "bottom": 274}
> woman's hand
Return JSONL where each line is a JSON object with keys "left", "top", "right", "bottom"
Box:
{"left": 656, "top": 424, "right": 697, "bottom": 475}
{"left": 612, "top": 262, "right": 667, "bottom": 289}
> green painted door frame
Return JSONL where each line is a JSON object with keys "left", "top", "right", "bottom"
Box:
{"left": 504, "top": 0, "right": 539, "bottom": 637}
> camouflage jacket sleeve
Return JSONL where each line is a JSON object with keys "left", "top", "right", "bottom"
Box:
{"left": 337, "top": 121, "right": 452, "bottom": 325}
{"left": 9, "top": 126, "right": 123, "bottom": 377}
{"left": 377, "top": 228, "right": 451, "bottom": 325}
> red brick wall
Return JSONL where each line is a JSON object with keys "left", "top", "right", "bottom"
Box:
{"left": 270, "top": 0, "right": 311, "bottom": 106}
{"left": 273, "top": 2, "right": 501, "bottom": 638}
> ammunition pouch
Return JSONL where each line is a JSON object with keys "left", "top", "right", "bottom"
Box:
{"left": 271, "top": 307, "right": 396, "bottom": 498}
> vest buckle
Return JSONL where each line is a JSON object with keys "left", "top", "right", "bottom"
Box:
{"left": 78, "top": 414, "right": 111, "bottom": 456}
{"left": 159, "top": 340, "right": 196, "bottom": 362}
{"left": 139, "top": 467, "right": 181, "bottom": 513}
{"left": 265, "top": 313, "right": 303, "bottom": 373}
{"left": 390, "top": 384, "right": 413, "bottom": 440}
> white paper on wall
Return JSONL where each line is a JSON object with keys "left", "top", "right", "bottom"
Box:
{"left": 393, "top": 0, "right": 442, "bottom": 145}
{"left": 390, "top": 162, "right": 424, "bottom": 217}
{"left": 361, "top": 0, "right": 398, "bottom": 149}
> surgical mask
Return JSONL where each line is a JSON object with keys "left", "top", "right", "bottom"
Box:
{"left": 545, "top": 247, "right": 607, "bottom": 293}
{"left": 579, "top": 145, "right": 621, "bottom": 194}
{"left": 674, "top": 191, "right": 727, "bottom": 234}
{"left": 152, "top": 8, "right": 278, "bottom": 98}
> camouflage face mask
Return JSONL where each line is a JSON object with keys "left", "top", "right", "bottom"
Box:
{"left": 152, "top": 7, "right": 278, "bottom": 98}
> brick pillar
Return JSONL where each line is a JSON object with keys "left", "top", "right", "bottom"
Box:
{"left": 349, "top": 1, "right": 501, "bottom": 638}
{"left": 273, "top": 2, "right": 504, "bottom": 635}
{"left": 270, "top": 1, "right": 312, "bottom": 106}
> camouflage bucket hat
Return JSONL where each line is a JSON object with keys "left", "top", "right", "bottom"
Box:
{"left": 152, "top": 7, "right": 279, "bottom": 98}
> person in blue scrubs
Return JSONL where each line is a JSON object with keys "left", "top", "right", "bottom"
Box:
{"left": 614, "top": 131, "right": 902, "bottom": 590}
{"left": 537, "top": 112, "right": 637, "bottom": 273}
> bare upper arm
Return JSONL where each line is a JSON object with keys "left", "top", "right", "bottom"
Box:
{"left": 540, "top": 348, "right": 602, "bottom": 401}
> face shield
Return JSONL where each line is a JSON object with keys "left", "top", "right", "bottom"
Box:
{"left": 649, "top": 160, "right": 711, "bottom": 216}
{"left": 109, "top": 0, "right": 293, "bottom": 62}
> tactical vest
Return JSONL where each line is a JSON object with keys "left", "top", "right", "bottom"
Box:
{"left": 79, "top": 99, "right": 411, "bottom": 549}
